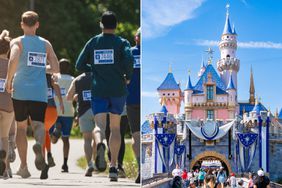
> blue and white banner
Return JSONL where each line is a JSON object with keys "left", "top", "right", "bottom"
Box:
{"left": 258, "top": 114, "right": 270, "bottom": 172}
{"left": 236, "top": 133, "right": 258, "bottom": 172}
{"left": 155, "top": 133, "right": 176, "bottom": 173}
{"left": 174, "top": 144, "right": 186, "bottom": 169}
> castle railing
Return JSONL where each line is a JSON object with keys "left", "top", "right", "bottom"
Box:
{"left": 142, "top": 173, "right": 172, "bottom": 187}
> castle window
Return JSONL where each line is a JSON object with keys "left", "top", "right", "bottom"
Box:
{"left": 168, "top": 93, "right": 170, "bottom": 96}
{"left": 206, "top": 85, "right": 214, "bottom": 100}
{"left": 163, "top": 93, "right": 165, "bottom": 96}
{"left": 207, "top": 110, "right": 214, "bottom": 120}
{"left": 172, "top": 93, "right": 175, "bottom": 96}
{"left": 226, "top": 54, "right": 230, "bottom": 58}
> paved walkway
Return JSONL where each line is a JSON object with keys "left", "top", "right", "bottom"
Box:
{"left": 0, "top": 139, "right": 139, "bottom": 188}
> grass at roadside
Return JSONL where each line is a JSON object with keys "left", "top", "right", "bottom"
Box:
{"left": 77, "top": 143, "right": 138, "bottom": 179}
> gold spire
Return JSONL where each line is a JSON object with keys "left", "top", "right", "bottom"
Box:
{"left": 249, "top": 66, "right": 255, "bottom": 105}
{"left": 169, "top": 64, "right": 172, "bottom": 73}
{"left": 275, "top": 108, "right": 279, "bottom": 118}
{"left": 161, "top": 96, "right": 167, "bottom": 106}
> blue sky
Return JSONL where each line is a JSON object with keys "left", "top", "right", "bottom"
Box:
{"left": 141, "top": 0, "right": 282, "bottom": 122}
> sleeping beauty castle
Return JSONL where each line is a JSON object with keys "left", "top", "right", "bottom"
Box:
{"left": 141, "top": 4, "right": 282, "bottom": 182}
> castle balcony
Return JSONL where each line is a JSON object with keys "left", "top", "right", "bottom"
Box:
{"left": 217, "top": 57, "right": 240, "bottom": 72}
{"left": 219, "top": 40, "right": 237, "bottom": 49}
{"left": 184, "top": 101, "right": 229, "bottom": 109}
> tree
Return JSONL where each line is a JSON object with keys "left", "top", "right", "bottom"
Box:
{"left": 0, "top": 0, "right": 140, "bottom": 75}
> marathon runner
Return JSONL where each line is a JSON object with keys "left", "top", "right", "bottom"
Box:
{"left": 67, "top": 72, "right": 98, "bottom": 177}
{"left": 5, "top": 11, "right": 60, "bottom": 179}
{"left": 75, "top": 11, "right": 134, "bottom": 181}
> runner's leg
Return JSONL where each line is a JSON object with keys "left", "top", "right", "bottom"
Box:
{"left": 0, "top": 111, "right": 14, "bottom": 177}
{"left": 127, "top": 105, "right": 141, "bottom": 183}
{"left": 109, "top": 113, "right": 121, "bottom": 167}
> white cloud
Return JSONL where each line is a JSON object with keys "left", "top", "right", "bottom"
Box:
{"left": 142, "top": 91, "right": 158, "bottom": 98}
{"left": 193, "top": 39, "right": 282, "bottom": 49}
{"left": 142, "top": 0, "right": 205, "bottom": 39}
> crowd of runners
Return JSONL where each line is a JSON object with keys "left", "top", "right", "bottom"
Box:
{"left": 0, "top": 10, "right": 140, "bottom": 183}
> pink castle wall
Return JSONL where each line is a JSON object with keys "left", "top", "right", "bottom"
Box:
{"left": 191, "top": 109, "right": 205, "bottom": 119}
{"left": 216, "top": 109, "right": 229, "bottom": 120}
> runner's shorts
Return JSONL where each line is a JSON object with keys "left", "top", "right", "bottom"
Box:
{"left": 49, "top": 116, "right": 73, "bottom": 137}
{"left": 12, "top": 99, "right": 47, "bottom": 123}
{"left": 126, "top": 105, "right": 140, "bottom": 133}
{"left": 91, "top": 96, "right": 126, "bottom": 115}
{"left": 79, "top": 108, "right": 95, "bottom": 133}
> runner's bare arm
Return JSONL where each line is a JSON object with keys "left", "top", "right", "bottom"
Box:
{"left": 66, "top": 79, "right": 76, "bottom": 101}
{"left": 46, "top": 41, "right": 59, "bottom": 74}
{"left": 51, "top": 77, "right": 64, "bottom": 114}
{"left": 6, "top": 39, "right": 21, "bottom": 93}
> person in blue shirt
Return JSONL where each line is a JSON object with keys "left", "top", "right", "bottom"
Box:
{"left": 127, "top": 28, "right": 141, "bottom": 183}
{"left": 76, "top": 11, "right": 133, "bottom": 182}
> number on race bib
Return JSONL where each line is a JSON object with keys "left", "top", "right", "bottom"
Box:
{"left": 47, "top": 88, "right": 54, "bottom": 99}
{"left": 133, "top": 55, "right": 140, "bottom": 68}
{"left": 61, "top": 88, "right": 66, "bottom": 96}
{"left": 94, "top": 49, "right": 114, "bottom": 64}
{"left": 27, "top": 52, "right": 47, "bottom": 68}
{"left": 0, "top": 78, "right": 6, "bottom": 93}
{"left": 82, "top": 90, "right": 92, "bottom": 101}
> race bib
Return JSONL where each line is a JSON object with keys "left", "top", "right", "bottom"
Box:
{"left": 27, "top": 52, "right": 47, "bottom": 68}
{"left": 94, "top": 49, "right": 114, "bottom": 64}
{"left": 0, "top": 78, "right": 6, "bottom": 93}
{"left": 82, "top": 90, "right": 91, "bottom": 101}
{"left": 47, "top": 88, "right": 54, "bottom": 99}
{"left": 60, "top": 88, "right": 66, "bottom": 96}
{"left": 133, "top": 55, "right": 140, "bottom": 68}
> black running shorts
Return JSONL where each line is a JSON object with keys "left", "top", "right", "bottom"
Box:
{"left": 12, "top": 99, "right": 47, "bottom": 123}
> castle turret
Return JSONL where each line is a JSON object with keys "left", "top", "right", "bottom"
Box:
{"left": 217, "top": 4, "right": 240, "bottom": 89}
{"left": 157, "top": 66, "right": 181, "bottom": 115}
{"left": 184, "top": 71, "right": 193, "bottom": 119}
{"left": 198, "top": 59, "right": 206, "bottom": 77}
{"left": 226, "top": 73, "right": 237, "bottom": 119}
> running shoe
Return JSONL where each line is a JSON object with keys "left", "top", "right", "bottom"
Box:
{"left": 33, "top": 143, "right": 46, "bottom": 170}
{"left": 117, "top": 166, "right": 126, "bottom": 178}
{"left": 40, "top": 165, "right": 49, "bottom": 179}
{"left": 51, "top": 128, "right": 61, "bottom": 144}
{"left": 47, "top": 155, "right": 56, "bottom": 167}
{"left": 3, "top": 170, "right": 9, "bottom": 180}
{"left": 61, "top": 164, "right": 69, "bottom": 173}
{"left": 0, "top": 150, "right": 6, "bottom": 176}
{"left": 109, "top": 166, "right": 118, "bottom": 182}
{"left": 8, "top": 141, "right": 16, "bottom": 162}
{"left": 7, "top": 167, "right": 12, "bottom": 178}
{"left": 95, "top": 143, "right": 107, "bottom": 172}
{"left": 16, "top": 166, "right": 31, "bottom": 178}
{"left": 85, "top": 167, "right": 94, "bottom": 177}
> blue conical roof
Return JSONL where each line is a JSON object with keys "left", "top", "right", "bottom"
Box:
{"left": 185, "top": 75, "right": 193, "bottom": 90}
{"left": 160, "top": 105, "right": 168, "bottom": 114}
{"left": 232, "top": 25, "right": 237, "bottom": 35}
{"left": 252, "top": 102, "right": 267, "bottom": 115}
{"left": 227, "top": 75, "right": 236, "bottom": 90}
{"left": 223, "top": 14, "right": 233, "bottom": 35}
{"left": 157, "top": 72, "right": 180, "bottom": 90}
{"left": 278, "top": 108, "right": 282, "bottom": 119}
{"left": 201, "top": 60, "right": 206, "bottom": 68}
